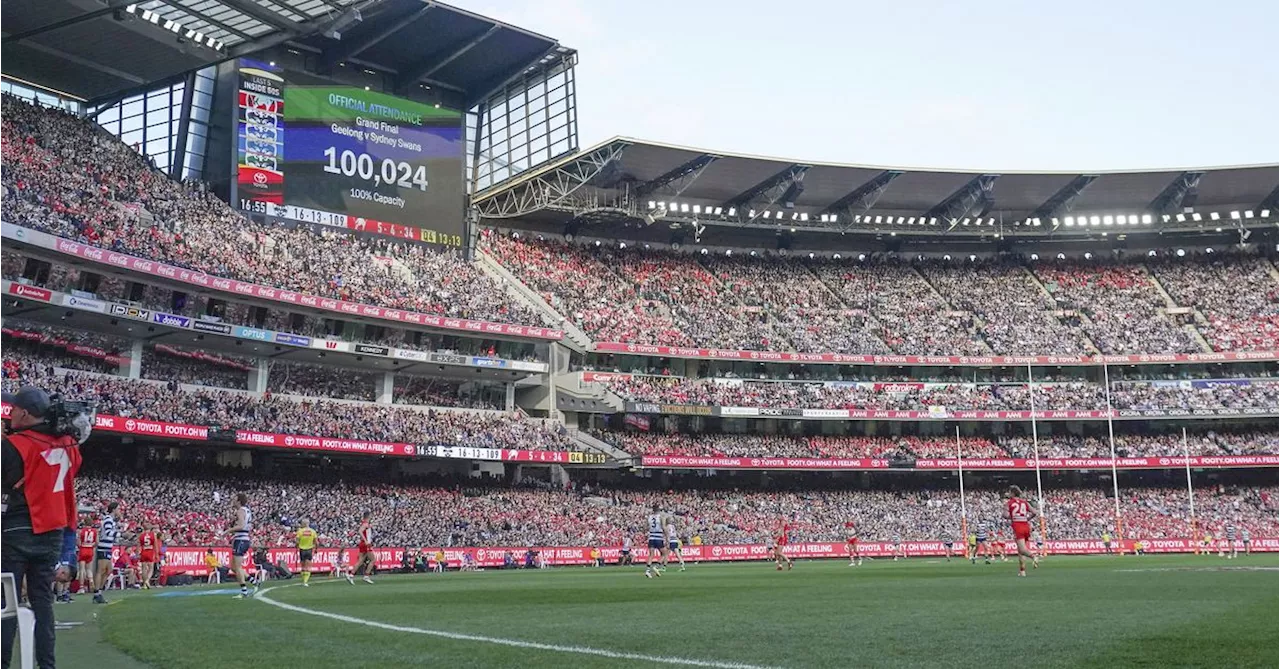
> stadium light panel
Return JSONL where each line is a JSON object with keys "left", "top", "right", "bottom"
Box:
{"left": 748, "top": 209, "right": 756, "bottom": 218}
{"left": 858, "top": 254, "right": 866, "bottom": 261}
{"left": 170, "top": 21, "right": 181, "bottom": 33}
{"left": 1064, "top": 216, "right": 1075, "bottom": 226}
{"left": 1175, "top": 214, "right": 1186, "bottom": 222}
{"left": 700, "top": 248, "right": 708, "bottom": 255}
{"left": 726, "top": 208, "right": 735, "bottom": 216}
{"left": 594, "top": 240, "right": 601, "bottom": 246}
{"left": 1176, "top": 249, "right": 1185, "bottom": 257}
{"left": 1215, "top": 227, "right": 1222, "bottom": 232}
{"left": 1191, "top": 213, "right": 1202, "bottom": 221}
{"left": 680, "top": 204, "right": 690, "bottom": 213}
{"left": 1057, "top": 253, "right": 1065, "bottom": 260}
{"left": 126, "top": 3, "right": 137, "bottom": 10}
{"left": 808, "top": 252, "right": 815, "bottom": 259}
{"left": 715, "top": 207, "right": 723, "bottom": 215}
{"left": 1128, "top": 215, "right": 1139, "bottom": 224}
{"left": 907, "top": 217, "right": 916, "bottom": 225}
{"left": 1208, "top": 211, "right": 1219, "bottom": 220}
{"left": 750, "top": 250, "right": 758, "bottom": 257}
{"left": 875, "top": 216, "right": 883, "bottom": 224}
{"left": 968, "top": 255, "right": 976, "bottom": 262}
{"left": 1084, "top": 252, "right": 1093, "bottom": 260}
{"left": 943, "top": 254, "right": 951, "bottom": 261}
{"left": 1032, "top": 218, "right": 1041, "bottom": 226}
{"left": 1261, "top": 209, "right": 1271, "bottom": 218}
{"left": 1230, "top": 210, "right": 1241, "bottom": 219}
{"left": 194, "top": 32, "right": 205, "bottom": 44}
{"left": 1147, "top": 250, "right": 1157, "bottom": 257}
{"left": 790, "top": 227, "right": 797, "bottom": 233}
{"left": 150, "top": 12, "right": 160, "bottom": 23}
{"left": 833, "top": 253, "right": 841, "bottom": 259}
{"left": 961, "top": 218, "right": 970, "bottom": 226}
{"left": 648, "top": 201, "right": 656, "bottom": 210}
{"left": 619, "top": 242, "right": 627, "bottom": 249}
{"left": 1051, "top": 217, "right": 1060, "bottom": 227}
{"left": 725, "top": 249, "right": 732, "bottom": 256}
{"left": 141, "top": 9, "right": 153, "bottom": 21}
{"left": 1103, "top": 215, "right": 1114, "bottom": 226}
{"left": 896, "top": 217, "right": 904, "bottom": 224}
{"left": 1089, "top": 216, "right": 1100, "bottom": 226}
{"left": 1244, "top": 210, "right": 1254, "bottom": 219}
{"left": 1159, "top": 215, "right": 1169, "bottom": 223}
{"left": 986, "top": 218, "right": 994, "bottom": 226}
{"left": 791, "top": 212, "right": 799, "bottom": 221}
{"left": 928, "top": 217, "right": 937, "bottom": 226}
{"left": 1030, "top": 253, "right": 1039, "bottom": 261}
{"left": 889, "top": 232, "right": 896, "bottom": 236}
{"left": 1205, "top": 247, "right": 1214, "bottom": 254}
{"left": 693, "top": 205, "right": 701, "bottom": 214}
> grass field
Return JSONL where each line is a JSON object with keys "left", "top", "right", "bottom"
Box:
{"left": 51, "top": 554, "right": 1278, "bottom": 668}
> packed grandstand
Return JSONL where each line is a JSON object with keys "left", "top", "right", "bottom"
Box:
{"left": 1, "top": 91, "right": 1277, "bottom": 572}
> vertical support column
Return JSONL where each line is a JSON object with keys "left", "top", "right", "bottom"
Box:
{"left": 547, "top": 346, "right": 560, "bottom": 419}
{"left": 120, "top": 340, "right": 143, "bottom": 379}
{"left": 505, "top": 382, "right": 516, "bottom": 412}
{"left": 248, "top": 358, "right": 269, "bottom": 393}
{"left": 378, "top": 372, "right": 394, "bottom": 405}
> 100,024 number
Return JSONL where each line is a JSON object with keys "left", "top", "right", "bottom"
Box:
{"left": 323, "top": 147, "right": 428, "bottom": 191}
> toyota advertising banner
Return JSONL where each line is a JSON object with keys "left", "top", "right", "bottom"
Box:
{"left": 149, "top": 537, "right": 1278, "bottom": 577}
{"left": 640, "top": 454, "right": 1278, "bottom": 471}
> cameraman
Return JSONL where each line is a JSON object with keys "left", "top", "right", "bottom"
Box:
{"left": 2, "top": 387, "right": 87, "bottom": 669}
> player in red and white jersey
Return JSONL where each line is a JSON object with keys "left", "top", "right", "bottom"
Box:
{"left": 1006, "top": 486, "right": 1040, "bottom": 576}
{"left": 77, "top": 515, "right": 98, "bottom": 593}
{"left": 772, "top": 522, "right": 793, "bottom": 571}
{"left": 350, "top": 511, "right": 375, "bottom": 584}
{"left": 137, "top": 524, "right": 159, "bottom": 589}
{"left": 845, "top": 522, "right": 862, "bottom": 567}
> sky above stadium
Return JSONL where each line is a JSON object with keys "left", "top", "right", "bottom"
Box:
{"left": 455, "top": 0, "right": 1278, "bottom": 172}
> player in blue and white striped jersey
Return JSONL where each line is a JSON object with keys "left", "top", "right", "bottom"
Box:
{"left": 92, "top": 501, "right": 119, "bottom": 604}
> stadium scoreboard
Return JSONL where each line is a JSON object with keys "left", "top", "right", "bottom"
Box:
{"left": 234, "top": 59, "right": 466, "bottom": 248}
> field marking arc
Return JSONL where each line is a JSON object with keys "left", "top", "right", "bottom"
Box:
{"left": 254, "top": 582, "right": 780, "bottom": 669}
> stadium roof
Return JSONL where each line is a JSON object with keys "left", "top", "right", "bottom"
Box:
{"left": 474, "top": 137, "right": 1280, "bottom": 238}
{"left": 2, "top": 0, "right": 565, "bottom": 106}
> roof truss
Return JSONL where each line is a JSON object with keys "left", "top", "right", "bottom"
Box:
{"left": 634, "top": 154, "right": 719, "bottom": 199}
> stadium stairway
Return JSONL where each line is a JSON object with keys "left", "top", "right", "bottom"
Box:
{"left": 1141, "top": 263, "right": 1215, "bottom": 353}
{"left": 567, "top": 428, "right": 632, "bottom": 462}
{"left": 474, "top": 249, "right": 592, "bottom": 352}
{"left": 906, "top": 265, "right": 995, "bottom": 354}
{"left": 554, "top": 372, "right": 626, "bottom": 413}
{"left": 1140, "top": 263, "right": 1181, "bottom": 309}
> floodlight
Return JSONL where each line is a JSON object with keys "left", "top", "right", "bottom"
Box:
{"left": 1191, "top": 213, "right": 1201, "bottom": 221}
{"left": 1244, "top": 210, "right": 1254, "bottom": 219}
{"left": 1147, "top": 250, "right": 1157, "bottom": 257}
{"left": 790, "top": 227, "right": 797, "bottom": 233}
{"left": 693, "top": 205, "right": 701, "bottom": 214}
{"left": 1103, "top": 215, "right": 1114, "bottom": 226}
{"left": 1084, "top": 252, "right": 1093, "bottom": 260}
{"left": 968, "top": 255, "right": 976, "bottom": 262}
{"left": 961, "top": 218, "right": 970, "bottom": 226}
{"left": 1209, "top": 211, "right": 1219, "bottom": 220}
{"left": 1205, "top": 248, "right": 1214, "bottom": 254}
{"left": 1176, "top": 249, "right": 1185, "bottom": 257}
{"left": 808, "top": 252, "right": 815, "bottom": 259}
{"left": 1089, "top": 216, "right": 1100, "bottom": 226}
{"left": 619, "top": 242, "right": 627, "bottom": 249}
{"left": 715, "top": 207, "right": 724, "bottom": 215}
{"left": 833, "top": 253, "right": 841, "bottom": 259}
{"left": 1064, "top": 216, "right": 1075, "bottom": 226}
{"left": 1056, "top": 253, "right": 1065, "bottom": 260}
{"left": 1032, "top": 218, "right": 1041, "bottom": 226}
{"left": 680, "top": 203, "right": 690, "bottom": 213}
{"left": 857, "top": 254, "right": 866, "bottom": 261}
{"left": 1262, "top": 210, "right": 1271, "bottom": 218}
{"left": 943, "top": 254, "right": 951, "bottom": 261}
{"left": 1030, "top": 254, "right": 1039, "bottom": 260}
{"left": 928, "top": 218, "right": 938, "bottom": 225}
{"left": 727, "top": 208, "right": 735, "bottom": 216}
{"left": 1215, "top": 227, "right": 1222, "bottom": 232}
{"left": 896, "top": 217, "right": 905, "bottom": 224}
{"left": 1051, "top": 218, "right": 1060, "bottom": 227}
{"left": 725, "top": 249, "right": 732, "bottom": 256}
{"left": 907, "top": 217, "right": 916, "bottom": 225}
{"left": 648, "top": 201, "right": 657, "bottom": 210}
{"left": 875, "top": 216, "right": 883, "bottom": 224}
{"left": 700, "top": 248, "right": 708, "bottom": 255}
{"left": 1230, "top": 210, "right": 1241, "bottom": 220}
{"left": 1176, "top": 214, "right": 1186, "bottom": 222}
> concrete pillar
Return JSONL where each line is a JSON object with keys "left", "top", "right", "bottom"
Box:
{"left": 550, "top": 464, "right": 570, "bottom": 489}
{"left": 248, "top": 357, "right": 269, "bottom": 393}
{"left": 378, "top": 372, "right": 394, "bottom": 404}
{"left": 120, "top": 340, "right": 143, "bottom": 379}
{"left": 505, "top": 383, "right": 516, "bottom": 412}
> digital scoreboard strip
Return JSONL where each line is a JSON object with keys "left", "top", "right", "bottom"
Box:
{"left": 234, "top": 58, "right": 466, "bottom": 248}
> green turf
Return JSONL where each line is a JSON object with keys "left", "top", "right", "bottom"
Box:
{"left": 70, "top": 554, "right": 1279, "bottom": 668}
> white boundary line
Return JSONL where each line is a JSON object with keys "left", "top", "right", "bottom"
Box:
{"left": 254, "top": 582, "right": 779, "bottom": 669}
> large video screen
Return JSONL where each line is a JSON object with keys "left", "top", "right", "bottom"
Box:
{"left": 235, "top": 59, "right": 465, "bottom": 248}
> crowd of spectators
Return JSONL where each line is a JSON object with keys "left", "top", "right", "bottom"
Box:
{"left": 4, "top": 359, "right": 576, "bottom": 450}
{"left": 394, "top": 377, "right": 503, "bottom": 410}
{"left": 266, "top": 361, "right": 379, "bottom": 401}
{"left": 74, "top": 464, "right": 1276, "bottom": 549}
{"left": 1148, "top": 253, "right": 1279, "bottom": 352}
{"left": 0, "top": 95, "right": 546, "bottom": 328}
{"left": 141, "top": 346, "right": 250, "bottom": 390}
{"left": 598, "top": 430, "right": 1276, "bottom": 459}
{"left": 2, "top": 323, "right": 123, "bottom": 374}
{"left": 1033, "top": 260, "right": 1201, "bottom": 354}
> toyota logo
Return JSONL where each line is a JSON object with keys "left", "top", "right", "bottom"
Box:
{"left": 750, "top": 459, "right": 760, "bottom": 466}
{"left": 125, "top": 419, "right": 136, "bottom": 432}
{"left": 403, "top": 445, "right": 414, "bottom": 455}
{"left": 284, "top": 435, "right": 295, "bottom": 447}
{"left": 1159, "top": 458, "right": 1170, "bottom": 466}
{"left": 476, "top": 549, "right": 486, "bottom": 560}
{"left": 711, "top": 546, "right": 722, "bottom": 556}
{"left": 252, "top": 172, "right": 268, "bottom": 185}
